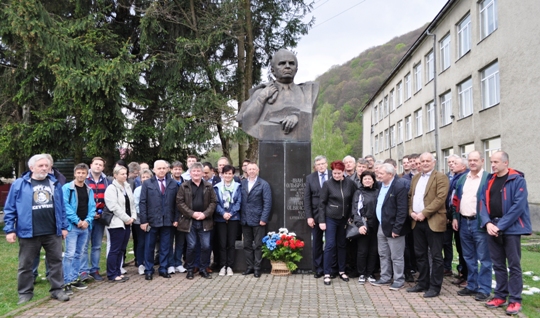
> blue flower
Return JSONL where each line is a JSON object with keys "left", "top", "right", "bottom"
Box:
{"left": 262, "top": 236, "right": 269, "bottom": 243}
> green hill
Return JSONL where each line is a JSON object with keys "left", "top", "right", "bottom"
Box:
{"left": 312, "top": 24, "right": 427, "bottom": 160}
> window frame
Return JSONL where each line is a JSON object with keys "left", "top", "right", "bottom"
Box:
{"left": 404, "top": 73, "right": 412, "bottom": 100}
{"left": 481, "top": 61, "right": 500, "bottom": 109}
{"left": 415, "top": 108, "right": 423, "bottom": 137}
{"left": 425, "top": 50, "right": 434, "bottom": 82}
{"left": 480, "top": 0, "right": 498, "bottom": 39}
{"left": 405, "top": 115, "right": 412, "bottom": 140}
{"left": 426, "top": 101, "right": 435, "bottom": 132}
{"left": 458, "top": 77, "right": 473, "bottom": 118}
{"left": 440, "top": 34, "right": 451, "bottom": 71}
{"left": 414, "top": 62, "right": 423, "bottom": 92}
{"left": 457, "top": 14, "right": 471, "bottom": 57}
{"left": 440, "top": 91, "right": 452, "bottom": 126}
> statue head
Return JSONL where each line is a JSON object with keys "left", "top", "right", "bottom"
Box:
{"left": 271, "top": 49, "right": 298, "bottom": 84}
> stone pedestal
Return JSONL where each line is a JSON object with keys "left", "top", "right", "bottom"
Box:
{"left": 258, "top": 140, "right": 312, "bottom": 271}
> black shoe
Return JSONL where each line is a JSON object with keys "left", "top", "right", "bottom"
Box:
{"left": 314, "top": 272, "right": 324, "bottom": 279}
{"left": 457, "top": 288, "right": 476, "bottom": 296}
{"left": 159, "top": 272, "right": 171, "bottom": 278}
{"left": 475, "top": 293, "right": 491, "bottom": 301}
{"left": 323, "top": 276, "right": 331, "bottom": 285}
{"left": 17, "top": 294, "right": 33, "bottom": 305}
{"left": 423, "top": 290, "right": 440, "bottom": 298}
{"left": 405, "top": 273, "right": 415, "bottom": 283}
{"left": 329, "top": 273, "right": 337, "bottom": 279}
{"left": 339, "top": 273, "right": 349, "bottom": 282}
{"left": 186, "top": 271, "right": 194, "bottom": 280}
{"left": 406, "top": 285, "right": 426, "bottom": 293}
{"left": 254, "top": 270, "right": 261, "bottom": 278}
{"left": 199, "top": 270, "right": 212, "bottom": 279}
{"left": 242, "top": 268, "right": 254, "bottom": 275}
{"left": 145, "top": 273, "right": 153, "bottom": 280}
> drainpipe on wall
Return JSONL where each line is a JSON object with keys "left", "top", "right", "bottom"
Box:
{"left": 426, "top": 29, "right": 441, "bottom": 171}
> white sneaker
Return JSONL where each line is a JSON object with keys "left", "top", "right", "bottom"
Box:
{"left": 358, "top": 275, "right": 366, "bottom": 284}
{"left": 138, "top": 265, "right": 145, "bottom": 275}
{"left": 368, "top": 275, "right": 376, "bottom": 283}
{"left": 219, "top": 266, "right": 227, "bottom": 276}
{"left": 120, "top": 267, "right": 127, "bottom": 274}
{"left": 167, "top": 266, "right": 176, "bottom": 274}
{"left": 176, "top": 265, "right": 187, "bottom": 273}
{"left": 226, "top": 267, "right": 234, "bottom": 276}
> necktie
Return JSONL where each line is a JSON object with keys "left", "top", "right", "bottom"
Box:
{"left": 159, "top": 179, "right": 165, "bottom": 194}
{"left": 320, "top": 173, "right": 326, "bottom": 187}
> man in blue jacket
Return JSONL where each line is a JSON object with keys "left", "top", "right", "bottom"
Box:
{"left": 240, "top": 163, "right": 272, "bottom": 278}
{"left": 139, "top": 160, "right": 179, "bottom": 280}
{"left": 3, "top": 154, "right": 70, "bottom": 305}
{"left": 61, "top": 163, "right": 96, "bottom": 294}
{"left": 480, "top": 151, "right": 532, "bottom": 315}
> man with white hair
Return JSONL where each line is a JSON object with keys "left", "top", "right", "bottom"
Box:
{"left": 407, "top": 153, "right": 449, "bottom": 298}
{"left": 139, "top": 160, "right": 178, "bottom": 280}
{"left": 343, "top": 155, "right": 356, "bottom": 178}
{"left": 369, "top": 163, "right": 410, "bottom": 291}
{"left": 3, "top": 154, "right": 70, "bottom": 304}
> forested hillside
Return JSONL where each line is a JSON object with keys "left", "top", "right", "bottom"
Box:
{"left": 311, "top": 24, "right": 427, "bottom": 160}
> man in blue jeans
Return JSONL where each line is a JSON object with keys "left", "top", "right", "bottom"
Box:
{"left": 3, "top": 154, "right": 70, "bottom": 304}
{"left": 62, "top": 163, "right": 96, "bottom": 294}
{"left": 176, "top": 162, "right": 217, "bottom": 280}
{"left": 451, "top": 151, "right": 491, "bottom": 302}
{"left": 481, "top": 151, "right": 532, "bottom": 315}
{"left": 82, "top": 157, "right": 110, "bottom": 281}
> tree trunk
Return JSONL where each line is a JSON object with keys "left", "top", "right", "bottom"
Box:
{"left": 242, "top": 0, "right": 258, "bottom": 162}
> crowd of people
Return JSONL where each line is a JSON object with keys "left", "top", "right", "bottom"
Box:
{"left": 2, "top": 149, "right": 532, "bottom": 316}
{"left": 3, "top": 154, "right": 271, "bottom": 305}
{"left": 304, "top": 151, "right": 531, "bottom": 316}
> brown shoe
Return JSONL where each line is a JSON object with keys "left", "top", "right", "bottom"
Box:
{"left": 444, "top": 269, "right": 453, "bottom": 276}
{"left": 193, "top": 267, "right": 199, "bottom": 274}
{"left": 206, "top": 267, "right": 213, "bottom": 273}
{"left": 452, "top": 277, "right": 466, "bottom": 285}
{"left": 459, "top": 281, "right": 468, "bottom": 288}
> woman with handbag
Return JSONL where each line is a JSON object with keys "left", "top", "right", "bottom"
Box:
{"left": 318, "top": 160, "right": 356, "bottom": 286}
{"left": 104, "top": 166, "right": 136, "bottom": 282}
{"left": 351, "top": 170, "right": 380, "bottom": 284}
{"left": 213, "top": 165, "right": 242, "bottom": 276}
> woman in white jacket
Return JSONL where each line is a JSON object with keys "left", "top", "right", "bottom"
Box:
{"left": 104, "top": 166, "right": 136, "bottom": 282}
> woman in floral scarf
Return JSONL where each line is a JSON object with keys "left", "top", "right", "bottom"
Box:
{"left": 213, "top": 165, "right": 242, "bottom": 276}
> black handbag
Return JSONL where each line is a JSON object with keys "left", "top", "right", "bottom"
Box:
{"left": 98, "top": 205, "right": 114, "bottom": 226}
{"left": 345, "top": 220, "right": 361, "bottom": 240}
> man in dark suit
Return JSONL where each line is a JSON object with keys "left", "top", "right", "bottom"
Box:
{"left": 304, "top": 155, "right": 331, "bottom": 278}
{"left": 139, "top": 160, "right": 179, "bottom": 280}
{"left": 406, "top": 153, "right": 449, "bottom": 298}
{"left": 369, "top": 163, "right": 410, "bottom": 290}
{"left": 240, "top": 163, "right": 272, "bottom": 278}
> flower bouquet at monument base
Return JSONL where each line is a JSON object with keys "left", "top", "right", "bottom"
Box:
{"left": 262, "top": 228, "right": 304, "bottom": 272}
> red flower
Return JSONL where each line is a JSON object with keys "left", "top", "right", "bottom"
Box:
{"left": 283, "top": 241, "right": 289, "bottom": 247}
{"left": 276, "top": 240, "right": 282, "bottom": 245}
{"left": 281, "top": 235, "right": 287, "bottom": 240}
{"left": 297, "top": 241, "right": 305, "bottom": 248}
{"left": 290, "top": 243, "right": 296, "bottom": 249}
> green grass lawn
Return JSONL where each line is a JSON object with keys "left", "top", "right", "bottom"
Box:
{"left": 0, "top": 233, "right": 134, "bottom": 317}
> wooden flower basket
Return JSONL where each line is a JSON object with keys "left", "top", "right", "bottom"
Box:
{"left": 270, "top": 261, "right": 291, "bottom": 276}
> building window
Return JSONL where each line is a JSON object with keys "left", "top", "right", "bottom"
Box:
{"left": 458, "top": 78, "right": 473, "bottom": 117}
{"left": 374, "top": 105, "right": 378, "bottom": 123}
{"left": 414, "top": 63, "right": 422, "bottom": 92}
{"left": 396, "top": 81, "right": 403, "bottom": 106}
{"left": 460, "top": 143, "right": 475, "bottom": 158}
{"left": 405, "top": 116, "right": 412, "bottom": 140}
{"left": 397, "top": 120, "right": 403, "bottom": 143}
{"left": 480, "top": 0, "right": 498, "bottom": 39}
{"left": 440, "top": 91, "right": 452, "bottom": 126}
{"left": 442, "top": 148, "right": 455, "bottom": 174}
{"left": 440, "top": 34, "right": 451, "bottom": 71}
{"left": 384, "top": 95, "right": 389, "bottom": 117}
{"left": 385, "top": 129, "right": 389, "bottom": 150}
{"left": 457, "top": 14, "right": 471, "bottom": 57}
{"left": 425, "top": 50, "right": 434, "bottom": 82}
{"left": 380, "top": 132, "right": 384, "bottom": 150}
{"left": 484, "top": 137, "right": 501, "bottom": 171}
{"left": 374, "top": 135, "right": 379, "bottom": 153}
{"left": 390, "top": 125, "right": 396, "bottom": 147}
{"left": 389, "top": 89, "right": 395, "bottom": 112}
{"left": 379, "top": 101, "right": 384, "bottom": 121}
{"left": 415, "top": 109, "right": 423, "bottom": 137}
{"left": 426, "top": 101, "right": 435, "bottom": 132}
{"left": 481, "top": 62, "right": 500, "bottom": 109}
{"left": 404, "top": 73, "right": 412, "bottom": 100}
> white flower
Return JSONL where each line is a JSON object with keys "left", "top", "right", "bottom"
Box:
{"left": 278, "top": 228, "right": 289, "bottom": 234}
{"left": 288, "top": 232, "right": 296, "bottom": 237}
{"left": 267, "top": 231, "right": 276, "bottom": 236}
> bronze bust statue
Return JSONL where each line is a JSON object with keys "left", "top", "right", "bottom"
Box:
{"left": 236, "top": 49, "right": 319, "bottom": 142}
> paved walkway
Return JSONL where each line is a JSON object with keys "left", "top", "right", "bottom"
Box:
{"left": 9, "top": 267, "right": 520, "bottom": 318}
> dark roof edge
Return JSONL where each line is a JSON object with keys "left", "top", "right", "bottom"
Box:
{"left": 361, "top": 0, "right": 458, "bottom": 112}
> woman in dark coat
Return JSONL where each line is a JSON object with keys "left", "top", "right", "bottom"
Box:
{"left": 319, "top": 160, "right": 357, "bottom": 285}
{"left": 352, "top": 170, "right": 379, "bottom": 284}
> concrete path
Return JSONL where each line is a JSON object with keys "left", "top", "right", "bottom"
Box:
{"left": 9, "top": 266, "right": 519, "bottom": 318}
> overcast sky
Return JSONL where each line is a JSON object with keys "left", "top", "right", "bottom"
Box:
{"left": 292, "top": 0, "right": 449, "bottom": 83}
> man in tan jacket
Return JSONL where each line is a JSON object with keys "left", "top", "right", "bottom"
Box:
{"left": 406, "top": 153, "right": 449, "bottom": 298}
